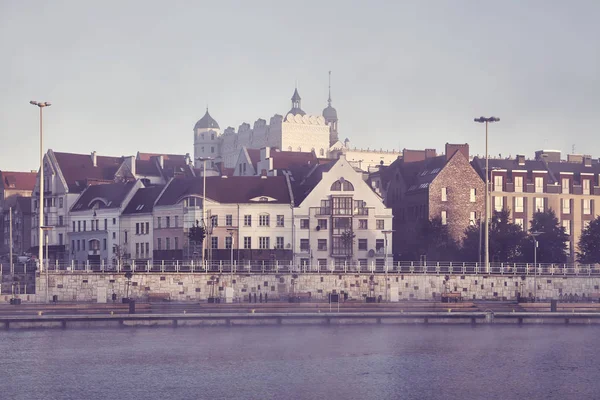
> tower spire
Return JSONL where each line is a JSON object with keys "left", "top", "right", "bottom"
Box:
{"left": 328, "top": 71, "right": 332, "bottom": 106}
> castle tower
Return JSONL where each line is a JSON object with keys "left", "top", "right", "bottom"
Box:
{"left": 193, "top": 108, "right": 221, "bottom": 169}
{"left": 322, "top": 71, "right": 339, "bottom": 146}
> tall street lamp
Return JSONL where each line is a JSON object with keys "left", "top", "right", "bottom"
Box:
{"left": 30, "top": 101, "right": 51, "bottom": 274}
{"left": 474, "top": 116, "right": 500, "bottom": 274}
{"left": 196, "top": 157, "right": 213, "bottom": 270}
{"left": 531, "top": 231, "right": 543, "bottom": 301}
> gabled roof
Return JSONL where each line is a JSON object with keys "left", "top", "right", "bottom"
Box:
{"left": 156, "top": 176, "right": 291, "bottom": 206}
{"left": 135, "top": 159, "right": 161, "bottom": 176}
{"left": 122, "top": 185, "right": 164, "bottom": 215}
{"left": 53, "top": 152, "right": 122, "bottom": 193}
{"left": 0, "top": 171, "right": 37, "bottom": 191}
{"left": 137, "top": 152, "right": 187, "bottom": 163}
{"left": 288, "top": 161, "right": 336, "bottom": 205}
{"left": 70, "top": 181, "right": 136, "bottom": 212}
{"left": 246, "top": 148, "right": 261, "bottom": 171}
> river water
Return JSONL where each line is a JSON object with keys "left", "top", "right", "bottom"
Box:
{"left": 0, "top": 325, "right": 597, "bottom": 400}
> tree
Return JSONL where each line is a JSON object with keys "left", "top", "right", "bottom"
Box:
{"left": 525, "top": 210, "right": 569, "bottom": 263}
{"left": 340, "top": 229, "right": 356, "bottom": 264}
{"left": 577, "top": 216, "right": 600, "bottom": 263}
{"left": 188, "top": 220, "right": 206, "bottom": 260}
{"left": 397, "top": 218, "right": 459, "bottom": 261}
{"left": 460, "top": 210, "right": 527, "bottom": 262}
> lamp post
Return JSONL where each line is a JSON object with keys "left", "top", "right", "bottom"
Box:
{"left": 196, "top": 157, "right": 213, "bottom": 270}
{"left": 531, "top": 231, "right": 543, "bottom": 301}
{"left": 474, "top": 116, "right": 499, "bottom": 274}
{"left": 30, "top": 101, "right": 51, "bottom": 273}
{"left": 41, "top": 226, "right": 53, "bottom": 303}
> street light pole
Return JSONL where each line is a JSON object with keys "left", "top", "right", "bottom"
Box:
{"left": 30, "top": 101, "right": 51, "bottom": 274}
{"left": 196, "top": 157, "right": 213, "bottom": 270}
{"left": 531, "top": 231, "right": 543, "bottom": 301}
{"left": 474, "top": 116, "right": 499, "bottom": 274}
{"left": 382, "top": 230, "right": 395, "bottom": 273}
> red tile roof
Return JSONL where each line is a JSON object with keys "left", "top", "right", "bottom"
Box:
{"left": 122, "top": 185, "right": 164, "bottom": 214}
{"left": 137, "top": 152, "right": 187, "bottom": 163}
{"left": 271, "top": 150, "right": 318, "bottom": 170}
{"left": 71, "top": 181, "right": 137, "bottom": 211}
{"left": 156, "top": 176, "right": 291, "bottom": 206}
{"left": 246, "top": 149, "right": 261, "bottom": 170}
{"left": 0, "top": 171, "right": 37, "bottom": 191}
{"left": 53, "top": 152, "right": 122, "bottom": 193}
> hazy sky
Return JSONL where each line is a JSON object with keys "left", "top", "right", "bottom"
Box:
{"left": 1, "top": 0, "right": 599, "bottom": 171}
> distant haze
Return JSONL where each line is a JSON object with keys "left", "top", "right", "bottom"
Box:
{"left": 1, "top": 0, "right": 598, "bottom": 171}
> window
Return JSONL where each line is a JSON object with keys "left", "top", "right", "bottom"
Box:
{"left": 157, "top": 238, "right": 162, "bottom": 250}
{"left": 276, "top": 237, "right": 284, "bottom": 249}
{"left": 157, "top": 217, "right": 162, "bottom": 228}
{"left": 78, "top": 221, "right": 81, "bottom": 232}
{"left": 243, "top": 237, "right": 251, "bottom": 249}
{"left": 515, "top": 197, "right": 524, "bottom": 213}
{"left": 469, "top": 212, "right": 477, "bottom": 225}
{"left": 226, "top": 214, "right": 233, "bottom": 226}
{"left": 514, "top": 176, "right": 523, "bottom": 193}
{"left": 375, "top": 239, "right": 385, "bottom": 251}
{"left": 58, "top": 233, "right": 63, "bottom": 245}
{"left": 376, "top": 219, "right": 384, "bottom": 230}
{"left": 82, "top": 240, "right": 86, "bottom": 251}
{"left": 83, "top": 221, "right": 86, "bottom": 231}
{"left": 71, "top": 240, "right": 75, "bottom": 252}
{"left": 103, "top": 238, "right": 107, "bottom": 250}
{"left": 175, "top": 237, "right": 179, "bottom": 250}
{"left": 174, "top": 216, "right": 178, "bottom": 228}
{"left": 494, "top": 196, "right": 503, "bottom": 212}
{"left": 332, "top": 197, "right": 352, "bottom": 215}
{"left": 135, "top": 243, "right": 140, "bottom": 258}
{"left": 300, "top": 219, "right": 309, "bottom": 229}
{"left": 358, "top": 219, "right": 368, "bottom": 229}
{"left": 166, "top": 238, "right": 171, "bottom": 250}
{"left": 166, "top": 216, "right": 171, "bottom": 228}
{"left": 300, "top": 239, "right": 309, "bottom": 251}
{"left": 259, "top": 214, "right": 270, "bottom": 227}
{"left": 145, "top": 222, "right": 149, "bottom": 234}
{"left": 136, "top": 223, "right": 140, "bottom": 235}
{"left": 441, "top": 210, "right": 447, "bottom": 225}
{"left": 225, "top": 236, "right": 232, "bottom": 249}
{"left": 358, "top": 239, "right": 367, "bottom": 250}
{"left": 259, "top": 237, "right": 270, "bottom": 249}
{"left": 584, "top": 199, "right": 591, "bottom": 215}
{"left": 113, "top": 218, "right": 116, "bottom": 225}
{"left": 211, "top": 146, "right": 215, "bottom": 153}
{"left": 535, "top": 197, "right": 544, "bottom": 212}
{"left": 470, "top": 188, "right": 476, "bottom": 202}
{"left": 317, "top": 219, "right": 327, "bottom": 230}
{"left": 354, "top": 200, "right": 367, "bottom": 215}
{"left": 562, "top": 178, "right": 570, "bottom": 194}
{"left": 59, "top": 216, "right": 63, "bottom": 226}
{"left": 330, "top": 180, "right": 354, "bottom": 191}
{"left": 210, "top": 215, "right": 218, "bottom": 227}
{"left": 244, "top": 215, "right": 252, "bottom": 227}
{"left": 276, "top": 215, "right": 284, "bottom": 227}
{"left": 125, "top": 231, "right": 128, "bottom": 244}
{"left": 211, "top": 237, "right": 218, "bottom": 249}
{"left": 59, "top": 197, "right": 63, "bottom": 208}
{"left": 112, "top": 232, "right": 116, "bottom": 239}
{"left": 562, "top": 220, "right": 571, "bottom": 235}
{"left": 583, "top": 179, "right": 591, "bottom": 195}
{"left": 73, "top": 221, "right": 76, "bottom": 232}
{"left": 441, "top": 187, "right": 447, "bottom": 202}
{"left": 535, "top": 177, "right": 544, "bottom": 193}
{"left": 104, "top": 219, "right": 107, "bottom": 230}
{"left": 317, "top": 239, "right": 327, "bottom": 251}
{"left": 584, "top": 220, "right": 591, "bottom": 230}
{"left": 562, "top": 199, "right": 571, "bottom": 214}
{"left": 515, "top": 218, "right": 524, "bottom": 228}
{"left": 77, "top": 240, "right": 80, "bottom": 251}
{"left": 494, "top": 175, "right": 503, "bottom": 191}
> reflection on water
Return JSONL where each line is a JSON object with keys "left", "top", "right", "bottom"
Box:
{"left": 0, "top": 325, "right": 598, "bottom": 400}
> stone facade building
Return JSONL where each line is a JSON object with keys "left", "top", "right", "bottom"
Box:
{"left": 0, "top": 170, "right": 36, "bottom": 255}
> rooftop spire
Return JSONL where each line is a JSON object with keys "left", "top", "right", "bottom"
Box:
{"left": 328, "top": 71, "right": 332, "bottom": 106}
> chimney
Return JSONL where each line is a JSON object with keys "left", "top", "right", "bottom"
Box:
{"left": 91, "top": 151, "right": 97, "bottom": 167}
{"left": 516, "top": 155, "right": 526, "bottom": 166}
{"left": 260, "top": 147, "right": 271, "bottom": 160}
{"left": 127, "top": 155, "right": 136, "bottom": 176}
{"left": 567, "top": 154, "right": 583, "bottom": 164}
{"left": 445, "top": 143, "right": 469, "bottom": 161}
{"left": 185, "top": 153, "right": 191, "bottom": 165}
{"left": 158, "top": 155, "right": 164, "bottom": 169}
{"left": 584, "top": 155, "right": 592, "bottom": 167}
{"left": 261, "top": 169, "right": 268, "bottom": 178}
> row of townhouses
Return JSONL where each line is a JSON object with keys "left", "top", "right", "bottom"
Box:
{"left": 22, "top": 148, "right": 392, "bottom": 268}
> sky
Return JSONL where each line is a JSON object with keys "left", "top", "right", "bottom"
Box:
{"left": 1, "top": 0, "right": 599, "bottom": 171}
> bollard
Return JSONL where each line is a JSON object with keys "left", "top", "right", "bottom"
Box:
{"left": 128, "top": 300, "right": 136, "bottom": 314}
{"left": 551, "top": 299, "right": 558, "bottom": 312}
{"left": 265, "top": 293, "right": 268, "bottom": 303}
{"left": 259, "top": 293, "right": 263, "bottom": 303}
{"left": 253, "top": 293, "right": 257, "bottom": 303}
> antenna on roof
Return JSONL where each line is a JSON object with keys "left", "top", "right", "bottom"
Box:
{"left": 572, "top": 144, "right": 575, "bottom": 154}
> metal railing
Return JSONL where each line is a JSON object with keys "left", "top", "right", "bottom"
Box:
{"left": 3, "top": 260, "right": 600, "bottom": 277}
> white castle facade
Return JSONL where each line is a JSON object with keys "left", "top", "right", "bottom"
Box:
{"left": 193, "top": 84, "right": 400, "bottom": 171}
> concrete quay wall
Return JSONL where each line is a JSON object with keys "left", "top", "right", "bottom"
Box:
{"left": 19, "top": 272, "right": 600, "bottom": 303}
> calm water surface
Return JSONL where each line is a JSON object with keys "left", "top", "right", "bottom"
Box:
{"left": 0, "top": 325, "right": 597, "bottom": 400}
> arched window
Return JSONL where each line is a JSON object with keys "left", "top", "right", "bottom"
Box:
{"left": 331, "top": 179, "right": 354, "bottom": 191}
